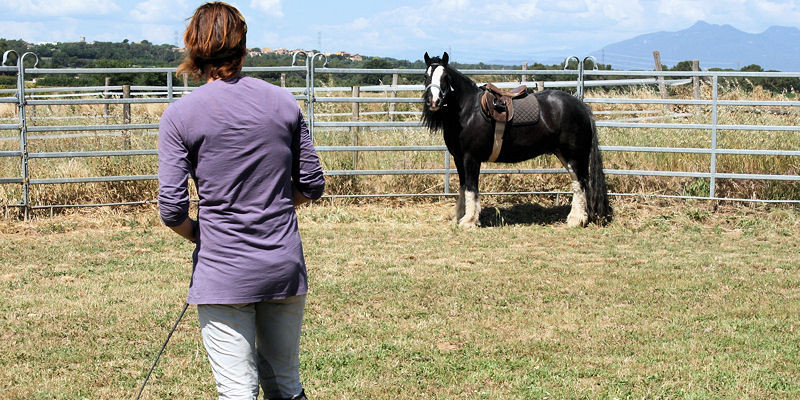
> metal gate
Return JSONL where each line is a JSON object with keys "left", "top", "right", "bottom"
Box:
{"left": 2, "top": 50, "right": 799, "bottom": 219}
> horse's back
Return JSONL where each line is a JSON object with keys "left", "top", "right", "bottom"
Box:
{"left": 535, "top": 90, "right": 593, "bottom": 122}
{"left": 496, "top": 90, "right": 594, "bottom": 163}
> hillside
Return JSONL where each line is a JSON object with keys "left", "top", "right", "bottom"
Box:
{"left": 593, "top": 21, "right": 800, "bottom": 71}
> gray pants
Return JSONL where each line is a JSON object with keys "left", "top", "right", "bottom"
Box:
{"left": 197, "top": 296, "right": 306, "bottom": 400}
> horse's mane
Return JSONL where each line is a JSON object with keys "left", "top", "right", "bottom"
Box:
{"left": 421, "top": 100, "right": 446, "bottom": 132}
{"left": 421, "top": 63, "right": 476, "bottom": 132}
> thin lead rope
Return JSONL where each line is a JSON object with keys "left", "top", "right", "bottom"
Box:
{"left": 136, "top": 302, "right": 189, "bottom": 400}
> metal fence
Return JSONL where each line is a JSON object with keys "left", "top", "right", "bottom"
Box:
{"left": 2, "top": 51, "right": 799, "bottom": 218}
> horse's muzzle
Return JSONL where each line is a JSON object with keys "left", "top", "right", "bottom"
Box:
{"left": 427, "top": 97, "right": 442, "bottom": 111}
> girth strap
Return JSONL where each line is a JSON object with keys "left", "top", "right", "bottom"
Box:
{"left": 488, "top": 121, "right": 505, "bottom": 163}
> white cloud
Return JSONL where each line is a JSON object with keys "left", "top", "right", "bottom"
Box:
{"left": 250, "top": 0, "right": 283, "bottom": 18}
{"left": 129, "top": 0, "right": 191, "bottom": 23}
{"left": 349, "top": 18, "right": 370, "bottom": 31}
{"left": 0, "top": 18, "right": 90, "bottom": 43}
{"left": 0, "top": 0, "right": 120, "bottom": 17}
{"left": 655, "top": 0, "right": 712, "bottom": 24}
{"left": 477, "top": 1, "right": 540, "bottom": 22}
{"left": 0, "top": 20, "right": 49, "bottom": 41}
{"left": 748, "top": 0, "right": 800, "bottom": 29}
{"left": 138, "top": 23, "right": 179, "bottom": 45}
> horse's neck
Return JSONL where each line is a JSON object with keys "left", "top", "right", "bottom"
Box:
{"left": 449, "top": 69, "right": 477, "bottom": 95}
{"left": 448, "top": 69, "right": 479, "bottom": 111}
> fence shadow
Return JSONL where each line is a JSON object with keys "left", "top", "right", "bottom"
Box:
{"left": 479, "top": 203, "right": 571, "bottom": 227}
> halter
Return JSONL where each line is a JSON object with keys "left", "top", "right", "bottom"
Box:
{"left": 424, "top": 64, "right": 453, "bottom": 103}
{"left": 424, "top": 82, "right": 450, "bottom": 96}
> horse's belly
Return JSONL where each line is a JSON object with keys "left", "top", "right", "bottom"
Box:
{"left": 498, "top": 131, "right": 555, "bottom": 163}
{"left": 498, "top": 147, "right": 550, "bottom": 163}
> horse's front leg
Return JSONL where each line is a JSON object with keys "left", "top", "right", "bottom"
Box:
{"left": 458, "top": 155, "right": 481, "bottom": 228}
{"left": 453, "top": 155, "right": 466, "bottom": 223}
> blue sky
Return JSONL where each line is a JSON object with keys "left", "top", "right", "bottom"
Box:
{"left": 2, "top": 0, "right": 799, "bottom": 65}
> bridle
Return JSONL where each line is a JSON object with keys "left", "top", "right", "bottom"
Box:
{"left": 424, "top": 63, "right": 452, "bottom": 105}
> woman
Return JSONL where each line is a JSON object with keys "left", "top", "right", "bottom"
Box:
{"left": 157, "top": 2, "right": 324, "bottom": 399}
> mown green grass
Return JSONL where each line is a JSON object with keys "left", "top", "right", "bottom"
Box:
{"left": 1, "top": 199, "right": 798, "bottom": 399}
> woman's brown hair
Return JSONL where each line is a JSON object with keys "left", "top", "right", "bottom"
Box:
{"left": 177, "top": 2, "right": 247, "bottom": 81}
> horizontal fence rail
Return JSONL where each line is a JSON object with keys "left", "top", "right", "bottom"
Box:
{"left": 2, "top": 51, "right": 800, "bottom": 218}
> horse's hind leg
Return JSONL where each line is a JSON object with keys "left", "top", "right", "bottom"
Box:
{"left": 556, "top": 154, "right": 589, "bottom": 228}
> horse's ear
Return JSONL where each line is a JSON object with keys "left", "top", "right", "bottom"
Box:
{"left": 424, "top": 52, "right": 431, "bottom": 65}
{"left": 442, "top": 52, "right": 449, "bottom": 65}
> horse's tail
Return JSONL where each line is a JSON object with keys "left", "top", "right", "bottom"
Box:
{"left": 587, "top": 116, "right": 613, "bottom": 224}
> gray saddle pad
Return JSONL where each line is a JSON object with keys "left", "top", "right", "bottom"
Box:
{"left": 511, "top": 95, "right": 541, "bottom": 126}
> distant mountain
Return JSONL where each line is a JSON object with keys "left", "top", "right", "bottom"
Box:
{"left": 591, "top": 21, "right": 800, "bottom": 71}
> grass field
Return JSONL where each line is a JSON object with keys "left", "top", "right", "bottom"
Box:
{"left": 1, "top": 197, "right": 798, "bottom": 399}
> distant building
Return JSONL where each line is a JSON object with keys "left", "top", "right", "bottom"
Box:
{"left": 329, "top": 51, "right": 363, "bottom": 61}
{"left": 248, "top": 47, "right": 362, "bottom": 60}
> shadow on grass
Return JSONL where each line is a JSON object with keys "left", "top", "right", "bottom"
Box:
{"left": 479, "top": 203, "right": 571, "bottom": 227}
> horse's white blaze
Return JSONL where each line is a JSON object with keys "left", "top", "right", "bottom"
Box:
{"left": 459, "top": 189, "right": 480, "bottom": 228}
{"left": 429, "top": 65, "right": 445, "bottom": 102}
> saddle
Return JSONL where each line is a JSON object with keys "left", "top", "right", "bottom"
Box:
{"left": 479, "top": 83, "right": 536, "bottom": 162}
{"left": 480, "top": 83, "right": 528, "bottom": 123}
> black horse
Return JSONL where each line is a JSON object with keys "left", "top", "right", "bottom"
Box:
{"left": 421, "top": 52, "right": 611, "bottom": 228}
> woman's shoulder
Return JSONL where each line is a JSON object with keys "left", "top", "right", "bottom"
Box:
{"left": 240, "top": 77, "right": 295, "bottom": 98}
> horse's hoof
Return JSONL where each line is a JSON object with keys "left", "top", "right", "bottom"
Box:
{"left": 458, "top": 218, "right": 478, "bottom": 229}
{"left": 566, "top": 214, "right": 589, "bottom": 228}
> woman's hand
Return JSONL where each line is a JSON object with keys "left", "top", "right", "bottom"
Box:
{"left": 293, "top": 185, "right": 312, "bottom": 207}
{"left": 169, "top": 217, "right": 198, "bottom": 243}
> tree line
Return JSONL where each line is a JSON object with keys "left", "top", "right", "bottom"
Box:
{"left": 1, "top": 38, "right": 797, "bottom": 95}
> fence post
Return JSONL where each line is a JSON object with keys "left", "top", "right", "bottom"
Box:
{"left": 388, "top": 73, "right": 398, "bottom": 121}
{"left": 653, "top": 50, "right": 670, "bottom": 118}
{"left": 122, "top": 84, "right": 131, "bottom": 149}
{"left": 104, "top": 77, "right": 111, "bottom": 124}
{"left": 521, "top": 62, "right": 528, "bottom": 84}
{"left": 29, "top": 94, "right": 36, "bottom": 126}
{"left": 351, "top": 86, "right": 360, "bottom": 168}
{"left": 709, "top": 75, "right": 719, "bottom": 199}
{"left": 305, "top": 53, "right": 315, "bottom": 142}
{"left": 653, "top": 50, "right": 667, "bottom": 99}
{"left": 17, "top": 56, "right": 30, "bottom": 220}
{"left": 692, "top": 60, "right": 700, "bottom": 100}
{"left": 281, "top": 72, "right": 286, "bottom": 88}
{"left": 167, "top": 71, "right": 173, "bottom": 100}
{"left": 444, "top": 150, "right": 451, "bottom": 195}
{"left": 692, "top": 60, "right": 701, "bottom": 118}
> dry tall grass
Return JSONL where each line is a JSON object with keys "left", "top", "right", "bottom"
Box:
{"left": 1, "top": 84, "right": 798, "bottom": 218}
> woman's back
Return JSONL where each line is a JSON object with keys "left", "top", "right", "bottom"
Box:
{"left": 158, "top": 76, "right": 324, "bottom": 303}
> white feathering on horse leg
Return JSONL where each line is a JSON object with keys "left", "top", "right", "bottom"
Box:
{"left": 567, "top": 180, "right": 589, "bottom": 228}
{"left": 557, "top": 154, "right": 589, "bottom": 228}
{"left": 454, "top": 187, "right": 466, "bottom": 223}
{"left": 458, "top": 190, "right": 480, "bottom": 228}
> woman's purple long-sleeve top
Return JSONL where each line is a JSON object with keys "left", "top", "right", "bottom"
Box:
{"left": 158, "top": 76, "right": 325, "bottom": 304}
